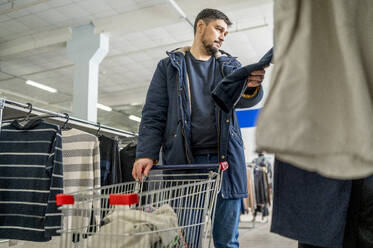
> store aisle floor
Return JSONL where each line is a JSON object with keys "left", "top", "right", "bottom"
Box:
{"left": 238, "top": 218, "right": 297, "bottom": 248}
{"left": 0, "top": 218, "right": 297, "bottom": 248}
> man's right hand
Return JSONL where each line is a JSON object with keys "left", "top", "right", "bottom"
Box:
{"left": 132, "top": 158, "right": 154, "bottom": 180}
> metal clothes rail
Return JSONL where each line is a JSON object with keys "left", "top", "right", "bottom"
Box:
{"left": 1, "top": 99, "right": 137, "bottom": 138}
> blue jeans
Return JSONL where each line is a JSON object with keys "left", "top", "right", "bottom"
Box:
{"left": 194, "top": 154, "right": 241, "bottom": 248}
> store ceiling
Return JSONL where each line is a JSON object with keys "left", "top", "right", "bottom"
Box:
{"left": 0, "top": 0, "right": 273, "bottom": 133}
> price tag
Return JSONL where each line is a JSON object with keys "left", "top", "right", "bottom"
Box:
{"left": 219, "top": 161, "right": 229, "bottom": 171}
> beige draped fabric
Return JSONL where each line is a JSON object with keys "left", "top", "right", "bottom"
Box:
{"left": 256, "top": 0, "right": 373, "bottom": 179}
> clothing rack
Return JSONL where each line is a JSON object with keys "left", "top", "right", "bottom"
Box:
{"left": 247, "top": 162, "right": 267, "bottom": 172}
{"left": 1, "top": 99, "right": 137, "bottom": 139}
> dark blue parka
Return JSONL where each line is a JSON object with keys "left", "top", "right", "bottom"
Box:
{"left": 136, "top": 47, "right": 263, "bottom": 199}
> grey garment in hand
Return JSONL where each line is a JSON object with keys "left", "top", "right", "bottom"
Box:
{"left": 87, "top": 204, "right": 179, "bottom": 248}
{"left": 256, "top": 0, "right": 373, "bottom": 179}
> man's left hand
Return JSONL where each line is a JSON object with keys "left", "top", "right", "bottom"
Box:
{"left": 247, "top": 69, "right": 266, "bottom": 87}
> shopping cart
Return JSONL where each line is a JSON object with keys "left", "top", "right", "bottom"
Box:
{"left": 57, "top": 163, "right": 228, "bottom": 248}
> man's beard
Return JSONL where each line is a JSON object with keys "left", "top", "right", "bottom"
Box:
{"left": 202, "top": 38, "right": 218, "bottom": 55}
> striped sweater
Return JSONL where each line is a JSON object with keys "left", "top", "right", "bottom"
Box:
{"left": 0, "top": 118, "right": 63, "bottom": 241}
{"left": 62, "top": 128, "right": 100, "bottom": 232}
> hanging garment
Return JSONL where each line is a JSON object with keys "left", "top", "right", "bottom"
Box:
{"left": 358, "top": 176, "right": 373, "bottom": 247}
{"left": 254, "top": 168, "right": 267, "bottom": 206}
{"left": 87, "top": 204, "right": 180, "bottom": 248}
{"left": 0, "top": 119, "right": 63, "bottom": 241}
{"left": 256, "top": 0, "right": 373, "bottom": 179}
{"left": 274, "top": 159, "right": 373, "bottom": 247}
{"left": 271, "top": 160, "right": 352, "bottom": 248}
{"left": 211, "top": 48, "right": 272, "bottom": 112}
{"left": 253, "top": 167, "right": 269, "bottom": 217}
{"left": 342, "top": 175, "right": 373, "bottom": 248}
{"left": 243, "top": 167, "right": 255, "bottom": 210}
{"left": 99, "top": 135, "right": 121, "bottom": 185}
{"left": 62, "top": 128, "right": 101, "bottom": 232}
{"left": 120, "top": 142, "right": 137, "bottom": 183}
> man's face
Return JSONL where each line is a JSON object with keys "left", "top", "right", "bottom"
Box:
{"left": 200, "top": 19, "right": 229, "bottom": 55}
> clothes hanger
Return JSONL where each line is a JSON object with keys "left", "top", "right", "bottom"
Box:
{"left": 11, "top": 103, "right": 33, "bottom": 126}
{"left": 129, "top": 136, "right": 138, "bottom": 146}
{"left": 96, "top": 122, "right": 101, "bottom": 137}
{"left": 4, "top": 103, "right": 59, "bottom": 124}
{"left": 61, "top": 113, "right": 72, "bottom": 131}
{"left": 21, "top": 103, "right": 33, "bottom": 122}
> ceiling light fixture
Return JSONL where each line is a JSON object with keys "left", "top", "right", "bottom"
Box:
{"left": 129, "top": 115, "right": 141, "bottom": 122}
{"left": 97, "top": 103, "right": 112, "bottom": 112}
{"left": 25, "top": 80, "right": 57, "bottom": 93}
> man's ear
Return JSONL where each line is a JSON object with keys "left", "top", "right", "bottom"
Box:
{"left": 196, "top": 19, "right": 205, "bottom": 34}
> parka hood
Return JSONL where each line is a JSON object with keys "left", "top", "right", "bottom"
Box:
{"left": 167, "top": 46, "right": 235, "bottom": 60}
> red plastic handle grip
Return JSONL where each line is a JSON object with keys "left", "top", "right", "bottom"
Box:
{"left": 56, "top": 194, "right": 74, "bottom": 206}
{"left": 109, "top": 193, "right": 139, "bottom": 205}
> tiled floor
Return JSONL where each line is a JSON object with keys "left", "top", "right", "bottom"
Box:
{"left": 238, "top": 219, "right": 297, "bottom": 248}
{"left": 0, "top": 217, "right": 297, "bottom": 247}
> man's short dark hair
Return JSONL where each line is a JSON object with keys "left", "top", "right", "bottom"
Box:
{"left": 193, "top": 8, "right": 232, "bottom": 35}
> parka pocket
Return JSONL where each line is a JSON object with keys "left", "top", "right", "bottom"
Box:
{"left": 229, "top": 126, "right": 243, "bottom": 146}
{"left": 163, "top": 122, "right": 187, "bottom": 164}
{"left": 164, "top": 129, "right": 177, "bottom": 148}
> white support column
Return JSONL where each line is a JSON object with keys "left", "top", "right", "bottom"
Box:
{"left": 67, "top": 24, "right": 109, "bottom": 122}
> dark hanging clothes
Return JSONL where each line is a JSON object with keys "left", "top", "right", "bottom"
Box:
{"left": 342, "top": 175, "right": 373, "bottom": 248}
{"left": 120, "top": 142, "right": 137, "bottom": 183}
{"left": 274, "top": 159, "right": 373, "bottom": 248}
{"left": 298, "top": 244, "right": 326, "bottom": 248}
{"left": 0, "top": 119, "right": 63, "bottom": 241}
{"left": 254, "top": 168, "right": 267, "bottom": 205}
{"left": 272, "top": 159, "right": 352, "bottom": 248}
{"left": 253, "top": 168, "right": 269, "bottom": 217}
{"left": 212, "top": 48, "right": 272, "bottom": 112}
{"left": 358, "top": 175, "right": 373, "bottom": 247}
{"left": 99, "top": 135, "right": 121, "bottom": 185}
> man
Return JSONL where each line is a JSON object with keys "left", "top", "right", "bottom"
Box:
{"left": 133, "top": 8, "right": 266, "bottom": 247}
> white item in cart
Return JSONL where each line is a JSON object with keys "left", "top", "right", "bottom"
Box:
{"left": 87, "top": 204, "right": 179, "bottom": 248}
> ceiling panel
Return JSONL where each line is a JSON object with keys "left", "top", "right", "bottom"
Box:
{"left": 0, "top": 0, "right": 274, "bottom": 132}
{"left": 46, "top": 0, "right": 74, "bottom": 8}
{"left": 75, "top": 0, "right": 113, "bottom": 15}
{"left": 6, "top": 7, "right": 30, "bottom": 19}
{"left": 0, "top": 77, "right": 71, "bottom": 104}
{"left": 36, "top": 8, "right": 69, "bottom": 24}
{"left": 54, "top": 4, "right": 90, "bottom": 20}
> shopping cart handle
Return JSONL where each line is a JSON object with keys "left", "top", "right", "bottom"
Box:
{"left": 152, "top": 164, "right": 219, "bottom": 171}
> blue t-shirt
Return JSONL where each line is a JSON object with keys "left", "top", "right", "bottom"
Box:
{"left": 185, "top": 51, "right": 218, "bottom": 155}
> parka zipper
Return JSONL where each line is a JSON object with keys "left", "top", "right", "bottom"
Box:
{"left": 181, "top": 125, "right": 192, "bottom": 164}
{"left": 175, "top": 64, "right": 192, "bottom": 164}
{"left": 217, "top": 110, "right": 221, "bottom": 162}
{"left": 217, "top": 61, "right": 228, "bottom": 162}
{"left": 183, "top": 61, "right": 192, "bottom": 164}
